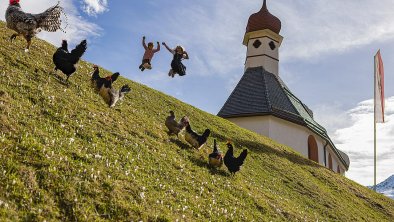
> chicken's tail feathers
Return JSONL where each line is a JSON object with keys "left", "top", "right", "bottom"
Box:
{"left": 118, "top": 85, "right": 131, "bottom": 100}
{"left": 70, "top": 40, "right": 87, "bottom": 64}
{"left": 213, "top": 139, "right": 219, "bottom": 153}
{"left": 120, "top": 85, "right": 131, "bottom": 93}
{"left": 238, "top": 149, "right": 248, "bottom": 163}
{"left": 111, "top": 72, "right": 120, "bottom": 82}
{"left": 119, "top": 84, "right": 130, "bottom": 95}
{"left": 35, "top": 2, "right": 68, "bottom": 33}
{"left": 203, "top": 129, "right": 211, "bottom": 138}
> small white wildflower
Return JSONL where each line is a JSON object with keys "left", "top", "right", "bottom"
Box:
{"left": 140, "top": 192, "right": 145, "bottom": 199}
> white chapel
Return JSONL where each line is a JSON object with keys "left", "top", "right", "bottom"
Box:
{"left": 218, "top": 0, "right": 350, "bottom": 174}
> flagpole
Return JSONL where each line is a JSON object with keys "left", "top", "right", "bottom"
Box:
{"left": 374, "top": 52, "right": 377, "bottom": 191}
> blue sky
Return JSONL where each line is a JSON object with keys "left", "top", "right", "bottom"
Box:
{"left": 1, "top": 0, "right": 393, "bottom": 186}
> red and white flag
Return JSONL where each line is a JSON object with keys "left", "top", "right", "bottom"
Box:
{"left": 374, "top": 50, "right": 385, "bottom": 123}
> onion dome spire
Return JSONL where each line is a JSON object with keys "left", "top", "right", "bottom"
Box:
{"left": 246, "top": 0, "right": 282, "bottom": 34}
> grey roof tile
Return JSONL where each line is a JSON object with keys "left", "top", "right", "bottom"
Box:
{"left": 218, "top": 66, "right": 350, "bottom": 169}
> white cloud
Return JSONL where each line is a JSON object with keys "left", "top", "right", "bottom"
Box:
{"left": 0, "top": 0, "right": 101, "bottom": 46}
{"left": 148, "top": 0, "right": 249, "bottom": 77}
{"left": 144, "top": 0, "right": 394, "bottom": 78}
{"left": 313, "top": 103, "right": 354, "bottom": 136}
{"left": 333, "top": 96, "right": 394, "bottom": 186}
{"left": 275, "top": 0, "right": 394, "bottom": 61}
{"left": 81, "top": 0, "right": 108, "bottom": 16}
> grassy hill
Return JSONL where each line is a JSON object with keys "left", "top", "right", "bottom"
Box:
{"left": 1, "top": 21, "right": 394, "bottom": 221}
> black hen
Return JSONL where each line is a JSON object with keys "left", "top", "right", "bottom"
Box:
{"left": 165, "top": 111, "right": 189, "bottom": 137}
{"left": 91, "top": 65, "right": 131, "bottom": 107}
{"left": 224, "top": 142, "right": 248, "bottom": 175}
{"left": 208, "top": 139, "right": 223, "bottom": 168}
{"left": 53, "top": 40, "right": 87, "bottom": 82}
{"left": 184, "top": 122, "right": 210, "bottom": 149}
{"left": 6, "top": 0, "right": 65, "bottom": 52}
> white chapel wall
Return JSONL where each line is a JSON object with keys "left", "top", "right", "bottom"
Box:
{"left": 227, "top": 115, "right": 346, "bottom": 172}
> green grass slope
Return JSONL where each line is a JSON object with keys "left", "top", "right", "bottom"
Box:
{"left": 0, "top": 22, "right": 393, "bottom": 221}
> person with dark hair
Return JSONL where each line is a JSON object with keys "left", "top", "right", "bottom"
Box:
{"left": 139, "top": 36, "right": 160, "bottom": 71}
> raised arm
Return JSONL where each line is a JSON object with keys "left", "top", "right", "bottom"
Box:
{"left": 142, "top": 36, "right": 148, "bottom": 50}
{"left": 183, "top": 51, "right": 189, "bottom": 59}
{"left": 154, "top": 41, "right": 161, "bottom": 53}
{"left": 162, "top": 42, "right": 174, "bottom": 54}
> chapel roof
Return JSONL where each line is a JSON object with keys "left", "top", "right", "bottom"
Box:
{"left": 218, "top": 67, "right": 350, "bottom": 169}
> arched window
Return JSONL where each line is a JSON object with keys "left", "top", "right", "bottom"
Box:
{"left": 328, "top": 153, "right": 333, "bottom": 171}
{"left": 308, "top": 135, "right": 319, "bottom": 163}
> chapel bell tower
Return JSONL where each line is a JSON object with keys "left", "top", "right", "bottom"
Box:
{"left": 243, "top": 0, "right": 283, "bottom": 75}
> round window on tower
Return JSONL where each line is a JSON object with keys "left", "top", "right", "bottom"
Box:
{"left": 269, "top": 41, "right": 276, "bottom": 50}
{"left": 253, "top": 39, "right": 262, "bottom": 48}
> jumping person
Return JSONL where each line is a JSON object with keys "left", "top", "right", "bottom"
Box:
{"left": 139, "top": 36, "right": 160, "bottom": 71}
{"left": 162, "top": 42, "right": 189, "bottom": 77}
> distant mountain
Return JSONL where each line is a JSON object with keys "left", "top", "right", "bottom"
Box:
{"left": 374, "top": 175, "right": 394, "bottom": 199}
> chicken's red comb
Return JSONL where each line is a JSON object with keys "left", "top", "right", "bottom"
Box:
{"left": 10, "top": 0, "right": 19, "bottom": 4}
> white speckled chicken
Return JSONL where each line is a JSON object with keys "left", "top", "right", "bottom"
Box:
{"left": 91, "top": 65, "right": 131, "bottom": 108}
{"left": 5, "top": 0, "right": 65, "bottom": 52}
{"left": 165, "top": 111, "right": 189, "bottom": 137}
{"left": 184, "top": 122, "right": 210, "bottom": 149}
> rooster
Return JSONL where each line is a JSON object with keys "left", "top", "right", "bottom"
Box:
{"left": 165, "top": 111, "right": 189, "bottom": 137}
{"left": 5, "top": 0, "right": 65, "bottom": 52}
{"left": 208, "top": 139, "right": 223, "bottom": 168}
{"left": 224, "top": 142, "right": 248, "bottom": 175}
{"left": 184, "top": 122, "right": 210, "bottom": 149}
{"left": 53, "top": 40, "right": 87, "bottom": 82}
{"left": 91, "top": 65, "right": 131, "bottom": 108}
